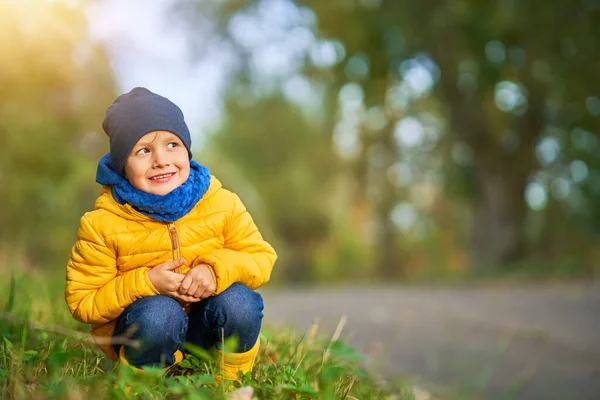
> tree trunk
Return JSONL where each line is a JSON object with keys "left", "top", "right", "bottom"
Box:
{"left": 469, "top": 77, "right": 543, "bottom": 268}
{"left": 470, "top": 156, "right": 531, "bottom": 268}
{"left": 435, "top": 52, "right": 543, "bottom": 269}
{"left": 373, "top": 119, "right": 403, "bottom": 278}
{"left": 283, "top": 240, "right": 314, "bottom": 284}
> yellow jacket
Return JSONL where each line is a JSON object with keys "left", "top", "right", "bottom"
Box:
{"left": 65, "top": 176, "right": 276, "bottom": 360}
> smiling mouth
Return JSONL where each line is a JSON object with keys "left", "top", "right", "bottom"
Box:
{"left": 149, "top": 172, "right": 175, "bottom": 182}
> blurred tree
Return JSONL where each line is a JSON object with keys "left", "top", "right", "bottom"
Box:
{"left": 175, "top": 0, "right": 599, "bottom": 278}
{"left": 174, "top": 0, "right": 406, "bottom": 278}
{"left": 289, "top": 0, "right": 600, "bottom": 270}
{"left": 209, "top": 94, "right": 333, "bottom": 282}
{"left": 0, "top": 1, "right": 115, "bottom": 267}
{"left": 173, "top": 0, "right": 346, "bottom": 282}
{"left": 402, "top": 0, "right": 600, "bottom": 268}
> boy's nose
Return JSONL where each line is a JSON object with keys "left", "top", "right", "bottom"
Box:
{"left": 152, "top": 150, "right": 171, "bottom": 167}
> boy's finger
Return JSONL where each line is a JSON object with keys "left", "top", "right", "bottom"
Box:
{"left": 162, "top": 259, "right": 185, "bottom": 270}
{"left": 186, "top": 283, "right": 198, "bottom": 296}
{"left": 185, "top": 281, "right": 200, "bottom": 296}
{"left": 193, "top": 286, "right": 207, "bottom": 299}
{"left": 183, "top": 295, "right": 201, "bottom": 303}
{"left": 174, "top": 293, "right": 200, "bottom": 303}
{"left": 179, "top": 274, "right": 192, "bottom": 294}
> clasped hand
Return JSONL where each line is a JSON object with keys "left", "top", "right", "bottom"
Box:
{"left": 147, "top": 259, "right": 216, "bottom": 303}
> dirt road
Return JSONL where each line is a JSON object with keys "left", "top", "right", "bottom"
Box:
{"left": 261, "top": 282, "right": 600, "bottom": 400}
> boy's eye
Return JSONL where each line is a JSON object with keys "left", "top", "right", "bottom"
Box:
{"left": 167, "top": 142, "right": 178, "bottom": 149}
{"left": 136, "top": 148, "right": 150, "bottom": 155}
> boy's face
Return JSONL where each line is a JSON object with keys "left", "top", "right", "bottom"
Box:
{"left": 124, "top": 130, "right": 190, "bottom": 196}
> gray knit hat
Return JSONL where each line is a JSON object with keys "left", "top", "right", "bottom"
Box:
{"left": 102, "top": 87, "right": 192, "bottom": 173}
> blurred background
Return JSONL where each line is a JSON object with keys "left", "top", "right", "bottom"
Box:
{"left": 1, "top": 0, "right": 599, "bottom": 284}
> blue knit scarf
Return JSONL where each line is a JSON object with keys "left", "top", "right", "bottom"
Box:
{"left": 96, "top": 153, "right": 211, "bottom": 222}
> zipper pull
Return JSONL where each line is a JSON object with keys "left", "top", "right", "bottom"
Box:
{"left": 170, "top": 226, "right": 179, "bottom": 251}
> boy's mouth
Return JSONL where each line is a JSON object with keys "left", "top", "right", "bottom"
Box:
{"left": 149, "top": 172, "right": 176, "bottom": 182}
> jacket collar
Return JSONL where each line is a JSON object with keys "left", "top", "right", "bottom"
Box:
{"left": 94, "top": 175, "right": 223, "bottom": 222}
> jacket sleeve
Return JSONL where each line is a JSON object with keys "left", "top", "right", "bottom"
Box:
{"left": 65, "top": 215, "right": 160, "bottom": 325}
{"left": 193, "top": 193, "right": 277, "bottom": 294}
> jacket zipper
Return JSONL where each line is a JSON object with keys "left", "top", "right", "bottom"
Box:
{"left": 168, "top": 224, "right": 190, "bottom": 308}
{"left": 168, "top": 223, "right": 181, "bottom": 272}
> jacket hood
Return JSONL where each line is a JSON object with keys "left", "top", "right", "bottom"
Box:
{"left": 94, "top": 175, "right": 223, "bottom": 221}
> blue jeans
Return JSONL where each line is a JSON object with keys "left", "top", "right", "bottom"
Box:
{"left": 112, "top": 283, "right": 264, "bottom": 368}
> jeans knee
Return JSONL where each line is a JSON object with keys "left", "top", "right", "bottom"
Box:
{"left": 213, "top": 283, "right": 264, "bottom": 329}
{"left": 205, "top": 283, "right": 264, "bottom": 337}
{"left": 127, "top": 296, "right": 188, "bottom": 348}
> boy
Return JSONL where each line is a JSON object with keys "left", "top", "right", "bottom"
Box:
{"left": 65, "top": 87, "right": 277, "bottom": 379}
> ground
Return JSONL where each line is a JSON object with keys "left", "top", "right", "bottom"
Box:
{"left": 262, "top": 281, "right": 600, "bottom": 400}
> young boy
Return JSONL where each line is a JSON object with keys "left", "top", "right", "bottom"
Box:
{"left": 65, "top": 87, "right": 277, "bottom": 379}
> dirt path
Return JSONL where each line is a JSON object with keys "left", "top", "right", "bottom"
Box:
{"left": 261, "top": 282, "right": 600, "bottom": 400}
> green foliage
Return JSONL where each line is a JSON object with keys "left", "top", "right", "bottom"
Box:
{"left": 1, "top": 0, "right": 597, "bottom": 283}
{"left": 176, "top": 0, "right": 599, "bottom": 279}
{"left": 215, "top": 95, "right": 333, "bottom": 242}
{"left": 0, "top": 1, "right": 115, "bottom": 268}
{"left": 302, "top": 0, "right": 600, "bottom": 268}
{"left": 206, "top": 94, "right": 337, "bottom": 282}
{"left": 0, "top": 269, "right": 410, "bottom": 399}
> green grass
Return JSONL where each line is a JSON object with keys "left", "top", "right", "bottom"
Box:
{"left": 0, "top": 270, "right": 416, "bottom": 399}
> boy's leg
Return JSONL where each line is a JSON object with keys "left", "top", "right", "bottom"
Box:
{"left": 113, "top": 295, "right": 188, "bottom": 368}
{"left": 186, "top": 283, "right": 263, "bottom": 351}
{"left": 186, "top": 283, "right": 263, "bottom": 378}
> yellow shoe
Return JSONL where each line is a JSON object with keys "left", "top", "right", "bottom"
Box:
{"left": 119, "top": 345, "right": 184, "bottom": 372}
{"left": 215, "top": 337, "right": 260, "bottom": 381}
{"left": 115, "top": 347, "right": 185, "bottom": 395}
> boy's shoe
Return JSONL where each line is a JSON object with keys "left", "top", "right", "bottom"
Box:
{"left": 118, "top": 346, "right": 184, "bottom": 373}
{"left": 114, "top": 346, "right": 185, "bottom": 396}
{"left": 215, "top": 337, "right": 260, "bottom": 381}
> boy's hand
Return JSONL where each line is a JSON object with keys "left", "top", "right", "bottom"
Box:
{"left": 179, "top": 263, "right": 216, "bottom": 300}
{"left": 147, "top": 259, "right": 201, "bottom": 303}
